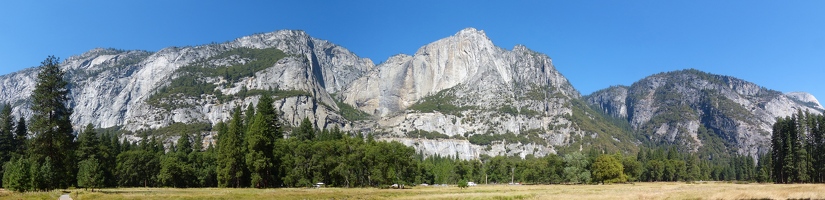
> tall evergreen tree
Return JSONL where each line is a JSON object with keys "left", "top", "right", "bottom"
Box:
{"left": 244, "top": 103, "right": 255, "bottom": 132}
{"left": 0, "top": 103, "right": 14, "bottom": 180}
{"left": 28, "top": 56, "right": 75, "bottom": 189}
{"left": 77, "top": 157, "right": 104, "bottom": 191}
{"left": 217, "top": 107, "right": 245, "bottom": 187}
{"left": 14, "top": 117, "right": 27, "bottom": 155}
{"left": 294, "top": 117, "right": 315, "bottom": 141}
{"left": 177, "top": 133, "right": 193, "bottom": 155}
{"left": 0, "top": 104, "right": 15, "bottom": 163}
{"left": 76, "top": 124, "right": 100, "bottom": 161}
{"left": 245, "top": 95, "right": 280, "bottom": 188}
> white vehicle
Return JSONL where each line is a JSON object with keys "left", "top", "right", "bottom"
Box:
{"left": 467, "top": 182, "right": 477, "bottom": 186}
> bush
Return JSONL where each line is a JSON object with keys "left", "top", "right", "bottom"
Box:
{"left": 457, "top": 180, "right": 468, "bottom": 189}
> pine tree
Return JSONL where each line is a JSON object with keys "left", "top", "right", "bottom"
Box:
{"left": 245, "top": 95, "right": 280, "bottom": 188}
{"left": 294, "top": 117, "right": 315, "bottom": 141}
{"left": 772, "top": 117, "right": 787, "bottom": 183}
{"left": 14, "top": 117, "right": 27, "bottom": 155}
{"left": 77, "top": 157, "right": 104, "bottom": 191}
{"left": 245, "top": 103, "right": 255, "bottom": 132}
{"left": 2, "top": 157, "right": 31, "bottom": 192}
{"left": 177, "top": 133, "right": 193, "bottom": 155}
{"left": 217, "top": 107, "right": 245, "bottom": 187}
{"left": 28, "top": 56, "right": 75, "bottom": 189}
{"left": 76, "top": 124, "right": 100, "bottom": 162}
{"left": 0, "top": 103, "right": 14, "bottom": 186}
{"left": 0, "top": 103, "right": 13, "bottom": 156}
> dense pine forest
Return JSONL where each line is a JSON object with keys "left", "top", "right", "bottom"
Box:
{"left": 0, "top": 57, "right": 817, "bottom": 192}
{"left": 770, "top": 110, "right": 825, "bottom": 183}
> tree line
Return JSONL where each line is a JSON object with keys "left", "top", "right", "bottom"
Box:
{"left": 1, "top": 56, "right": 811, "bottom": 192}
{"left": 769, "top": 110, "right": 825, "bottom": 183}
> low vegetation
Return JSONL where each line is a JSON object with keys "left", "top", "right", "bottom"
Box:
{"left": 146, "top": 47, "right": 289, "bottom": 110}
{"left": 406, "top": 130, "right": 450, "bottom": 140}
{"left": 408, "top": 88, "right": 475, "bottom": 117}
{"left": 335, "top": 99, "right": 371, "bottom": 121}
{"left": 4, "top": 183, "right": 825, "bottom": 200}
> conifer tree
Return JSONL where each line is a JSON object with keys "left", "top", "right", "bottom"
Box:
{"left": 76, "top": 124, "right": 100, "bottom": 161}
{"left": 0, "top": 104, "right": 14, "bottom": 176}
{"left": 217, "top": 107, "right": 245, "bottom": 187}
{"left": 294, "top": 117, "right": 315, "bottom": 141}
{"left": 77, "top": 157, "right": 104, "bottom": 191}
{"left": 14, "top": 117, "right": 27, "bottom": 155}
{"left": 28, "top": 56, "right": 75, "bottom": 189}
{"left": 245, "top": 95, "right": 280, "bottom": 188}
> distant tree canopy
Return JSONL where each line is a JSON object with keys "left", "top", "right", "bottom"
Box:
{"left": 592, "top": 154, "right": 626, "bottom": 184}
{"left": 770, "top": 110, "right": 825, "bottom": 184}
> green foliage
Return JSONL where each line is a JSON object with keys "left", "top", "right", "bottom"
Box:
{"left": 77, "top": 157, "right": 105, "bottom": 190}
{"left": 30, "top": 157, "right": 55, "bottom": 191}
{"left": 468, "top": 130, "right": 547, "bottom": 146}
{"left": 561, "top": 99, "right": 639, "bottom": 155}
{"left": 158, "top": 153, "right": 195, "bottom": 188}
{"left": 0, "top": 103, "right": 14, "bottom": 165}
{"left": 146, "top": 47, "right": 289, "bottom": 109}
{"left": 336, "top": 99, "right": 371, "bottom": 121}
{"left": 562, "top": 152, "right": 591, "bottom": 184}
{"left": 408, "top": 88, "right": 475, "bottom": 117}
{"left": 29, "top": 55, "right": 76, "bottom": 189}
{"left": 700, "top": 90, "right": 752, "bottom": 122}
{"left": 457, "top": 180, "right": 468, "bottom": 188}
{"left": 116, "top": 150, "right": 160, "bottom": 187}
{"left": 2, "top": 157, "right": 31, "bottom": 192}
{"left": 770, "top": 111, "right": 825, "bottom": 183}
{"left": 498, "top": 105, "right": 519, "bottom": 116}
{"left": 592, "top": 154, "right": 626, "bottom": 184}
{"left": 14, "top": 117, "right": 27, "bottom": 155}
{"left": 76, "top": 124, "right": 101, "bottom": 162}
{"left": 217, "top": 107, "right": 246, "bottom": 188}
{"left": 406, "top": 130, "right": 450, "bottom": 140}
{"left": 245, "top": 95, "right": 281, "bottom": 188}
{"left": 292, "top": 117, "right": 315, "bottom": 141}
{"left": 622, "top": 155, "right": 643, "bottom": 182}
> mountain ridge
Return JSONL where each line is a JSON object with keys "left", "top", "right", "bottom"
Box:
{"left": 0, "top": 29, "right": 819, "bottom": 160}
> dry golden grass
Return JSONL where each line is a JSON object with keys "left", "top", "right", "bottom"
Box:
{"left": 2, "top": 182, "right": 825, "bottom": 200}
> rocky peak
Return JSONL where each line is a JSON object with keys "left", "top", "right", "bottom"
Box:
{"left": 587, "top": 69, "right": 823, "bottom": 157}
{"left": 342, "top": 28, "right": 579, "bottom": 117}
{"left": 786, "top": 92, "right": 825, "bottom": 110}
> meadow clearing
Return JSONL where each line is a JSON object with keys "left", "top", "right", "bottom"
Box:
{"left": 2, "top": 182, "right": 825, "bottom": 200}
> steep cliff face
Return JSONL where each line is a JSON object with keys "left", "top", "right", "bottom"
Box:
{"left": 343, "top": 28, "right": 634, "bottom": 159}
{"left": 586, "top": 69, "right": 824, "bottom": 157}
{"left": 343, "top": 28, "right": 578, "bottom": 117}
{"left": 0, "top": 30, "right": 373, "bottom": 132}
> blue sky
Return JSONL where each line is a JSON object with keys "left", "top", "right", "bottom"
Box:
{"left": 2, "top": 1, "right": 824, "bottom": 99}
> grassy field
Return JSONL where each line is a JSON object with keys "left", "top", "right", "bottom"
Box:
{"left": 2, "top": 182, "right": 825, "bottom": 200}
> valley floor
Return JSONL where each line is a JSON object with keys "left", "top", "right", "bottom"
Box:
{"left": 2, "top": 182, "right": 825, "bottom": 200}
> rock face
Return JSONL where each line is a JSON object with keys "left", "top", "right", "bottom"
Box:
{"left": 343, "top": 28, "right": 607, "bottom": 158}
{"left": 342, "top": 28, "right": 578, "bottom": 116}
{"left": 586, "top": 69, "right": 824, "bottom": 157}
{"left": 0, "top": 30, "right": 373, "bottom": 132}
{"left": 0, "top": 29, "right": 819, "bottom": 159}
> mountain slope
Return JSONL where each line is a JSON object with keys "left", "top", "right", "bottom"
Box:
{"left": 343, "top": 28, "right": 636, "bottom": 158}
{"left": 586, "top": 69, "right": 824, "bottom": 157}
{"left": 0, "top": 29, "right": 816, "bottom": 160}
{"left": 0, "top": 30, "right": 374, "bottom": 132}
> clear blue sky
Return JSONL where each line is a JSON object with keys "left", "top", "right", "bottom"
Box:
{"left": 2, "top": 1, "right": 824, "bottom": 99}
